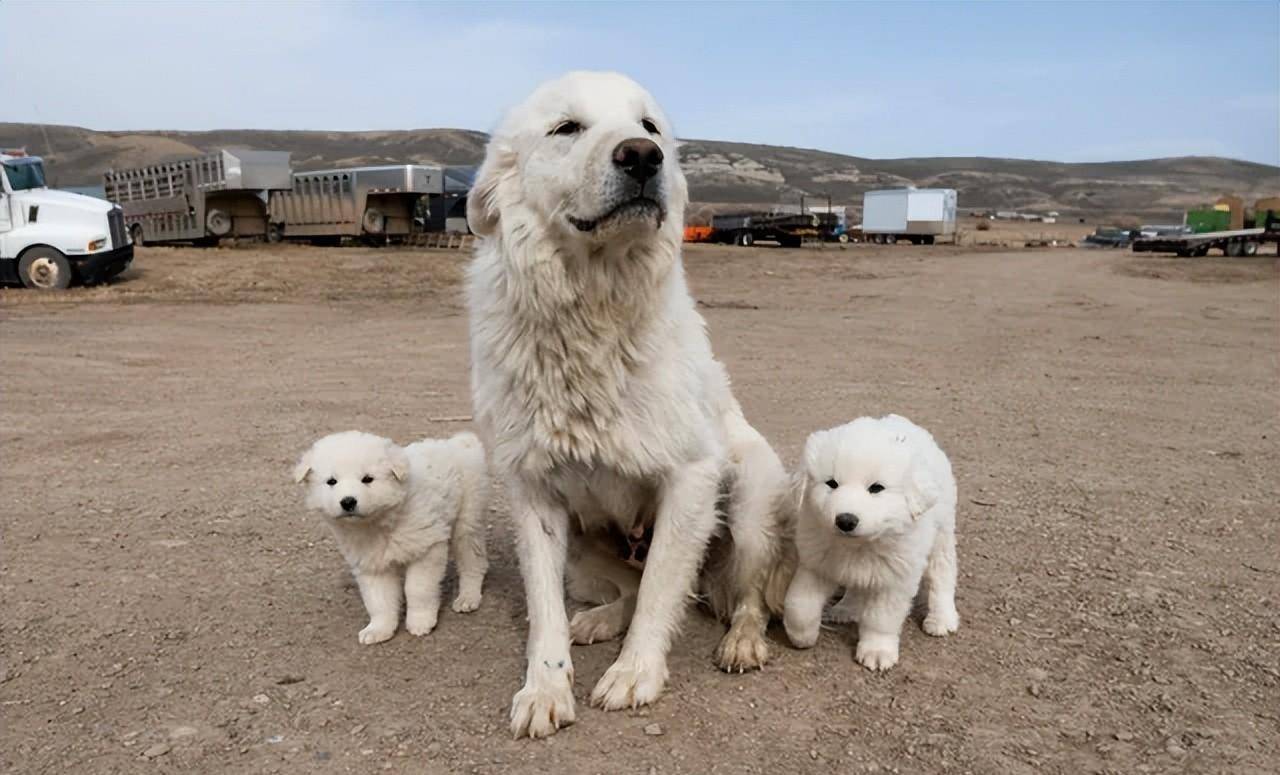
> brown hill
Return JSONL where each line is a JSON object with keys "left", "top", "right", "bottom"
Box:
{"left": 3, "top": 123, "right": 1276, "bottom": 220}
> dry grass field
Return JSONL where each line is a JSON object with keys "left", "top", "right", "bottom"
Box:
{"left": 2, "top": 242, "right": 1277, "bottom": 774}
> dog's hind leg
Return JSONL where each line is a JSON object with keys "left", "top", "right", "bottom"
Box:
{"left": 714, "top": 415, "right": 788, "bottom": 672}
{"left": 569, "top": 543, "right": 640, "bottom": 645}
{"left": 590, "top": 457, "right": 721, "bottom": 711}
{"left": 449, "top": 476, "right": 490, "bottom": 613}
{"left": 922, "top": 525, "right": 960, "bottom": 636}
{"left": 507, "top": 478, "right": 577, "bottom": 739}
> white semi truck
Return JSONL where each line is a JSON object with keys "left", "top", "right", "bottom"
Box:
{"left": 861, "top": 187, "right": 957, "bottom": 244}
{"left": 0, "top": 151, "right": 133, "bottom": 289}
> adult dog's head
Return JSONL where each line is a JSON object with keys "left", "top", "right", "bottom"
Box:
{"left": 467, "top": 71, "right": 687, "bottom": 249}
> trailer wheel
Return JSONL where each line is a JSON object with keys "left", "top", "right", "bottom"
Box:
{"left": 738, "top": 232, "right": 754, "bottom": 247}
{"left": 362, "top": 208, "right": 386, "bottom": 235}
{"left": 1242, "top": 241, "right": 1258, "bottom": 256}
{"left": 837, "top": 233, "right": 849, "bottom": 244}
{"left": 266, "top": 223, "right": 284, "bottom": 243}
{"left": 923, "top": 235, "right": 936, "bottom": 245}
{"left": 130, "top": 224, "right": 145, "bottom": 247}
{"left": 206, "top": 209, "right": 232, "bottom": 237}
{"left": 18, "top": 247, "right": 74, "bottom": 290}
{"left": 885, "top": 234, "right": 897, "bottom": 245}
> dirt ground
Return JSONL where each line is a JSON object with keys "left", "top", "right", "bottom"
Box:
{"left": 2, "top": 242, "right": 1277, "bottom": 775}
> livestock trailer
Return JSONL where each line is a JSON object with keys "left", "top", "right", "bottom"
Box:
{"left": 104, "top": 150, "right": 292, "bottom": 245}
{"left": 862, "top": 188, "right": 957, "bottom": 244}
{"left": 269, "top": 164, "right": 444, "bottom": 243}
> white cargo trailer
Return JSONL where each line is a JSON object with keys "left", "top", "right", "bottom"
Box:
{"left": 862, "top": 188, "right": 957, "bottom": 244}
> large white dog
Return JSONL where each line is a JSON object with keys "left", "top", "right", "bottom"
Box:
{"left": 466, "top": 71, "right": 789, "bottom": 738}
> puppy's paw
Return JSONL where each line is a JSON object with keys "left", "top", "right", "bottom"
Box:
{"left": 451, "top": 590, "right": 482, "bottom": 614}
{"left": 855, "top": 635, "right": 900, "bottom": 671}
{"left": 715, "top": 622, "right": 770, "bottom": 672}
{"left": 357, "top": 622, "right": 397, "bottom": 645}
{"left": 510, "top": 669, "right": 576, "bottom": 739}
{"left": 590, "top": 653, "right": 668, "bottom": 711}
{"left": 405, "top": 609, "right": 439, "bottom": 636}
{"left": 922, "top": 608, "right": 960, "bottom": 637}
{"left": 570, "top": 602, "right": 628, "bottom": 645}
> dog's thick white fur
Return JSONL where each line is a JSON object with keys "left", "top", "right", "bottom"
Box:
{"left": 784, "top": 415, "right": 959, "bottom": 671}
{"left": 294, "top": 431, "right": 490, "bottom": 644}
{"left": 465, "top": 71, "right": 788, "bottom": 738}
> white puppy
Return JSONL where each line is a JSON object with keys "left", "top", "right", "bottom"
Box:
{"left": 784, "top": 415, "right": 959, "bottom": 671}
{"left": 294, "top": 431, "right": 490, "bottom": 645}
{"left": 467, "top": 71, "right": 788, "bottom": 738}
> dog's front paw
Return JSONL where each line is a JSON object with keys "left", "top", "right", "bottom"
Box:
{"left": 922, "top": 607, "right": 960, "bottom": 637}
{"left": 451, "top": 590, "right": 482, "bottom": 614}
{"left": 510, "top": 669, "right": 576, "bottom": 739}
{"left": 405, "top": 609, "right": 438, "bottom": 636}
{"left": 715, "top": 621, "right": 770, "bottom": 672}
{"left": 855, "top": 634, "right": 899, "bottom": 671}
{"left": 570, "top": 602, "right": 628, "bottom": 645}
{"left": 590, "top": 653, "right": 668, "bottom": 711}
{"left": 357, "top": 621, "right": 397, "bottom": 645}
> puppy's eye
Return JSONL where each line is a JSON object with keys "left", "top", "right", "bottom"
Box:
{"left": 868, "top": 483, "right": 885, "bottom": 494}
{"left": 549, "top": 120, "right": 582, "bottom": 136}
{"left": 825, "top": 479, "right": 839, "bottom": 489}
{"left": 325, "top": 478, "right": 337, "bottom": 487}
{"left": 641, "top": 118, "right": 660, "bottom": 135}
{"left": 361, "top": 475, "right": 374, "bottom": 484}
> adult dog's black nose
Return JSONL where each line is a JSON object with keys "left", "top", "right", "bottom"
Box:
{"left": 340, "top": 496, "right": 358, "bottom": 513}
{"left": 612, "top": 138, "right": 663, "bottom": 182}
{"left": 835, "top": 513, "right": 859, "bottom": 533}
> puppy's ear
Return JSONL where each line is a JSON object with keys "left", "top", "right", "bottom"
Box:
{"left": 466, "top": 142, "right": 515, "bottom": 237}
{"left": 905, "top": 466, "right": 940, "bottom": 519}
{"left": 292, "top": 451, "right": 313, "bottom": 484}
{"left": 387, "top": 445, "right": 410, "bottom": 482}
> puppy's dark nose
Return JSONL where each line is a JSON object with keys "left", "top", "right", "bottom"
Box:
{"left": 340, "top": 496, "right": 358, "bottom": 513}
{"left": 835, "top": 513, "right": 859, "bottom": 533}
{"left": 612, "top": 138, "right": 663, "bottom": 182}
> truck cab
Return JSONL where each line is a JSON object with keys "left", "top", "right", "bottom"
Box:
{"left": 1, "top": 152, "right": 133, "bottom": 290}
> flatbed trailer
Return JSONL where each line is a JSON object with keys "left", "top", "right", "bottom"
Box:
{"left": 711, "top": 212, "right": 826, "bottom": 247}
{"left": 1132, "top": 228, "right": 1272, "bottom": 257}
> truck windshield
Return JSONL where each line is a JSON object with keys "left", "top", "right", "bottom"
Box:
{"left": 3, "top": 160, "right": 47, "bottom": 191}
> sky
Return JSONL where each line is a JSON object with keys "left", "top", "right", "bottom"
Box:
{"left": 4, "top": 1, "right": 1278, "bottom": 165}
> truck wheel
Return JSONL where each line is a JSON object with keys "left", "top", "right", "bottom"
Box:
{"left": 206, "top": 209, "right": 232, "bottom": 237}
{"left": 738, "top": 232, "right": 754, "bottom": 247}
{"left": 1242, "top": 241, "right": 1258, "bottom": 256}
{"left": 130, "top": 224, "right": 145, "bottom": 247}
{"left": 1226, "top": 241, "right": 1243, "bottom": 257}
{"left": 18, "top": 247, "right": 74, "bottom": 290}
{"left": 923, "top": 235, "right": 936, "bottom": 245}
{"left": 837, "top": 233, "right": 849, "bottom": 244}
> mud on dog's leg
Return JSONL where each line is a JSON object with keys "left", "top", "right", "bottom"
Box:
{"left": 591, "top": 458, "right": 721, "bottom": 711}
{"left": 507, "top": 479, "right": 576, "bottom": 739}
{"left": 355, "top": 569, "right": 403, "bottom": 645}
{"left": 404, "top": 541, "right": 449, "bottom": 635}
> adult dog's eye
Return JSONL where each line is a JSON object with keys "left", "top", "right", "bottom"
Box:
{"left": 549, "top": 120, "right": 582, "bottom": 136}
{"left": 361, "top": 475, "right": 374, "bottom": 484}
{"left": 641, "top": 118, "right": 660, "bottom": 135}
{"left": 325, "top": 478, "right": 337, "bottom": 487}
{"left": 825, "top": 479, "right": 839, "bottom": 489}
{"left": 868, "top": 483, "right": 885, "bottom": 494}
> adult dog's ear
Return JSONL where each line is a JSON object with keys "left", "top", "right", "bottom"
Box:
{"left": 292, "top": 451, "right": 312, "bottom": 484}
{"left": 387, "top": 444, "right": 410, "bottom": 482}
{"left": 905, "top": 466, "right": 940, "bottom": 519}
{"left": 466, "top": 142, "right": 515, "bottom": 237}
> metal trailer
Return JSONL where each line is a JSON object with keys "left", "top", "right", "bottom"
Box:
{"left": 104, "top": 150, "right": 292, "bottom": 245}
{"left": 269, "top": 164, "right": 444, "bottom": 244}
{"left": 1132, "top": 227, "right": 1273, "bottom": 257}
{"left": 711, "top": 211, "right": 827, "bottom": 247}
{"left": 862, "top": 188, "right": 957, "bottom": 244}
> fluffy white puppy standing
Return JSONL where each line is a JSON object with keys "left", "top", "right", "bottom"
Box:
{"left": 294, "top": 431, "right": 490, "bottom": 644}
{"left": 466, "top": 71, "right": 788, "bottom": 738}
{"left": 785, "top": 415, "right": 959, "bottom": 671}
